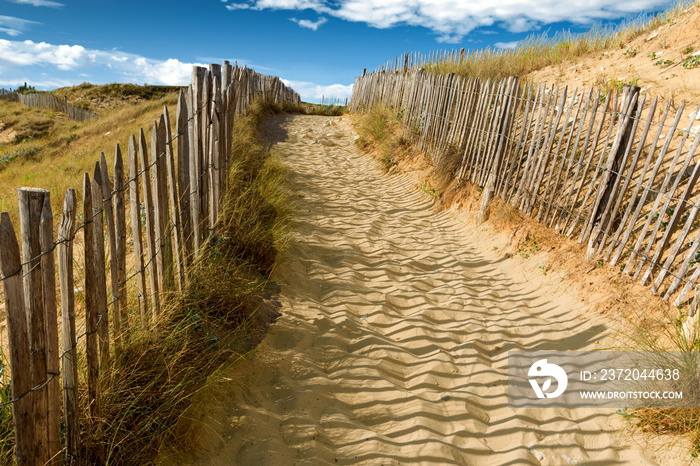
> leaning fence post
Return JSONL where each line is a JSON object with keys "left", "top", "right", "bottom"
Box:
{"left": 17, "top": 187, "right": 50, "bottom": 464}
{"left": 477, "top": 172, "right": 496, "bottom": 224}
{"left": 476, "top": 77, "right": 519, "bottom": 224}
{"left": 0, "top": 213, "right": 36, "bottom": 466}
{"left": 57, "top": 189, "right": 81, "bottom": 462}
{"left": 584, "top": 85, "right": 640, "bottom": 261}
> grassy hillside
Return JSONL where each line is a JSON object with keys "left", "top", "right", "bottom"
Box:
{"left": 0, "top": 84, "right": 180, "bottom": 219}
{"left": 53, "top": 83, "right": 183, "bottom": 112}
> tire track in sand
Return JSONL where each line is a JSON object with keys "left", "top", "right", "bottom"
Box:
{"left": 191, "top": 114, "right": 667, "bottom": 465}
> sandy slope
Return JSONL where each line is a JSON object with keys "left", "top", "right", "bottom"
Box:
{"left": 527, "top": 3, "right": 700, "bottom": 102}
{"left": 179, "top": 115, "right": 686, "bottom": 465}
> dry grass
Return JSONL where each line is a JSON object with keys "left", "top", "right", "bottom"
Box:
{"left": 422, "top": 0, "right": 693, "bottom": 80}
{"left": 79, "top": 98, "right": 290, "bottom": 465}
{"left": 0, "top": 96, "right": 290, "bottom": 464}
{"left": 0, "top": 93, "right": 178, "bottom": 223}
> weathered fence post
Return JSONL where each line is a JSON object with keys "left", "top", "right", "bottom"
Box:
{"left": 82, "top": 174, "right": 100, "bottom": 418}
{"left": 92, "top": 164, "right": 110, "bottom": 366}
{"left": 163, "top": 106, "right": 185, "bottom": 291}
{"left": 584, "top": 85, "right": 640, "bottom": 260}
{"left": 127, "top": 136, "right": 148, "bottom": 324}
{"left": 114, "top": 146, "right": 128, "bottom": 337}
{"left": 0, "top": 213, "right": 36, "bottom": 466}
{"left": 39, "top": 194, "right": 61, "bottom": 465}
{"left": 99, "top": 152, "right": 122, "bottom": 350}
{"left": 138, "top": 128, "right": 160, "bottom": 316}
{"left": 57, "top": 188, "right": 80, "bottom": 462}
{"left": 176, "top": 90, "right": 193, "bottom": 269}
{"left": 477, "top": 77, "right": 519, "bottom": 224}
{"left": 17, "top": 187, "right": 50, "bottom": 464}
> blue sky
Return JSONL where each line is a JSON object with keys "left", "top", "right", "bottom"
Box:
{"left": 0, "top": 0, "right": 676, "bottom": 103}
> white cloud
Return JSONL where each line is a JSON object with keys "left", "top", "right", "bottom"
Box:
{"left": 0, "top": 27, "right": 21, "bottom": 36}
{"left": 290, "top": 16, "right": 327, "bottom": 30}
{"left": 225, "top": 0, "right": 673, "bottom": 42}
{"left": 226, "top": 3, "right": 251, "bottom": 10}
{"left": 255, "top": 0, "right": 325, "bottom": 9}
{"left": 281, "top": 78, "right": 353, "bottom": 102}
{"left": 7, "top": 0, "right": 63, "bottom": 7}
{"left": 129, "top": 57, "right": 196, "bottom": 86}
{"left": 0, "top": 15, "right": 39, "bottom": 36}
{"left": 0, "top": 39, "right": 205, "bottom": 87}
{"left": 495, "top": 41, "right": 519, "bottom": 49}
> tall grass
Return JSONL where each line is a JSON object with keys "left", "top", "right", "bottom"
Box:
{"left": 617, "top": 308, "right": 700, "bottom": 455}
{"left": 421, "top": 0, "right": 694, "bottom": 79}
{"left": 0, "top": 97, "right": 289, "bottom": 464}
{"left": 80, "top": 98, "right": 290, "bottom": 464}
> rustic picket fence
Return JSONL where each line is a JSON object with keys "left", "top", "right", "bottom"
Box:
{"left": 367, "top": 49, "right": 470, "bottom": 73}
{"left": 351, "top": 67, "right": 700, "bottom": 312}
{"left": 0, "top": 62, "right": 299, "bottom": 465}
{"left": 0, "top": 90, "right": 98, "bottom": 122}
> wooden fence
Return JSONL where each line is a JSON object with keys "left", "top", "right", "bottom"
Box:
{"left": 351, "top": 68, "right": 700, "bottom": 313}
{"left": 0, "top": 62, "right": 299, "bottom": 465}
{"left": 0, "top": 90, "right": 99, "bottom": 122}
{"left": 366, "top": 49, "right": 470, "bottom": 74}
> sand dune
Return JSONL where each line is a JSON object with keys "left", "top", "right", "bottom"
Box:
{"left": 180, "top": 115, "right": 686, "bottom": 465}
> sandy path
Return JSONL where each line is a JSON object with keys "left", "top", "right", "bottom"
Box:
{"left": 185, "top": 114, "right": 669, "bottom": 465}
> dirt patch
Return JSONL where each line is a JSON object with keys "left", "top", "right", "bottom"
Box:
{"left": 0, "top": 120, "right": 18, "bottom": 144}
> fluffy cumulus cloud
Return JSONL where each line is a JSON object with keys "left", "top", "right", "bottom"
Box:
{"left": 0, "top": 39, "right": 203, "bottom": 87}
{"left": 281, "top": 78, "right": 353, "bottom": 102}
{"left": 224, "top": 0, "right": 673, "bottom": 42}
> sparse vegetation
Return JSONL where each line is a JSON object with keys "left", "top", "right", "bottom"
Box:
{"left": 683, "top": 55, "right": 700, "bottom": 69}
{"left": 0, "top": 146, "right": 40, "bottom": 169}
{"left": 654, "top": 58, "right": 675, "bottom": 67}
{"left": 606, "top": 77, "right": 640, "bottom": 93}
